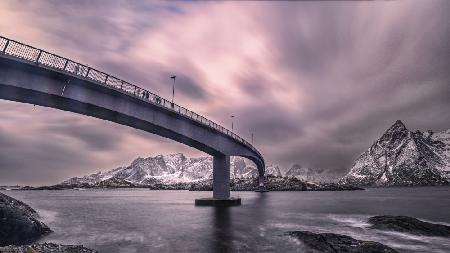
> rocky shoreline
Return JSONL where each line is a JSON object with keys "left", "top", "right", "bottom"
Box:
{"left": 189, "top": 176, "right": 364, "bottom": 191}
{"left": 16, "top": 176, "right": 364, "bottom": 192}
{"left": 0, "top": 243, "right": 97, "bottom": 253}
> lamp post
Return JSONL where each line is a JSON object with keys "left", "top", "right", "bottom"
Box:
{"left": 170, "top": 75, "right": 176, "bottom": 106}
{"left": 231, "top": 115, "right": 235, "bottom": 132}
{"left": 251, "top": 132, "right": 254, "bottom": 145}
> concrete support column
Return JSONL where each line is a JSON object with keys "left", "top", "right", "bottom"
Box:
{"left": 213, "top": 154, "right": 230, "bottom": 199}
{"left": 258, "top": 175, "right": 264, "bottom": 188}
{"left": 255, "top": 174, "right": 268, "bottom": 192}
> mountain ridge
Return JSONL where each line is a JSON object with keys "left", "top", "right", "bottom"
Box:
{"left": 62, "top": 154, "right": 284, "bottom": 187}
{"left": 60, "top": 154, "right": 341, "bottom": 187}
{"left": 340, "top": 120, "right": 450, "bottom": 186}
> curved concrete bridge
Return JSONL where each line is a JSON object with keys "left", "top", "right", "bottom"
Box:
{"left": 0, "top": 36, "right": 265, "bottom": 200}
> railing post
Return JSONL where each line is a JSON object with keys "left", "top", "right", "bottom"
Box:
{"left": 63, "top": 59, "right": 69, "bottom": 70}
{"left": 35, "top": 50, "right": 42, "bottom": 64}
{"left": 2, "top": 40, "right": 9, "bottom": 53}
{"left": 85, "top": 67, "right": 91, "bottom": 78}
{"left": 104, "top": 75, "right": 109, "bottom": 84}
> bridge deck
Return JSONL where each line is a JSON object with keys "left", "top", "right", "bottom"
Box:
{"left": 0, "top": 36, "right": 262, "bottom": 160}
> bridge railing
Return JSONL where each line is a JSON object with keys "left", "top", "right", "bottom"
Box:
{"left": 0, "top": 36, "right": 262, "bottom": 159}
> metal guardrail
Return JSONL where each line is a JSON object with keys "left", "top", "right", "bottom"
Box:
{"left": 0, "top": 36, "right": 262, "bottom": 159}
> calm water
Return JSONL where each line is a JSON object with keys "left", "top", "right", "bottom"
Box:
{"left": 2, "top": 187, "right": 450, "bottom": 252}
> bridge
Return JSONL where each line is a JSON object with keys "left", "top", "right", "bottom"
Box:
{"left": 0, "top": 36, "right": 265, "bottom": 203}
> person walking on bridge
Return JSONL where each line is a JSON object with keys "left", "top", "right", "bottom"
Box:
{"left": 74, "top": 65, "right": 80, "bottom": 75}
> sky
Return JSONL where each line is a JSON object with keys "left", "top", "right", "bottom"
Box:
{"left": 1, "top": 0, "right": 450, "bottom": 185}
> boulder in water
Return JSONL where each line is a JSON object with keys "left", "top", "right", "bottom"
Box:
{"left": 368, "top": 215, "right": 450, "bottom": 237}
{"left": 285, "top": 231, "right": 398, "bottom": 253}
{"left": 0, "top": 192, "right": 51, "bottom": 246}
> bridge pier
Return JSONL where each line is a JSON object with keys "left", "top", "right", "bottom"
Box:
{"left": 195, "top": 154, "right": 241, "bottom": 206}
{"left": 213, "top": 155, "right": 230, "bottom": 199}
{"left": 255, "top": 174, "right": 269, "bottom": 192}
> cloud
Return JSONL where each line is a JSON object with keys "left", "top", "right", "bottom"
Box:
{"left": 0, "top": 0, "right": 449, "bottom": 184}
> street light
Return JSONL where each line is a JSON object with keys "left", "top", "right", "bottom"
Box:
{"left": 231, "top": 115, "right": 235, "bottom": 132}
{"left": 170, "top": 75, "right": 176, "bottom": 106}
{"left": 251, "top": 132, "right": 254, "bottom": 145}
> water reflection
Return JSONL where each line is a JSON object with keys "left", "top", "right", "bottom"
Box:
{"left": 252, "top": 192, "right": 269, "bottom": 224}
{"left": 209, "top": 194, "right": 271, "bottom": 252}
{"left": 211, "top": 206, "right": 233, "bottom": 253}
{"left": 255, "top": 191, "right": 269, "bottom": 206}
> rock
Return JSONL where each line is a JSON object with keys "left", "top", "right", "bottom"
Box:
{"left": 0, "top": 243, "right": 97, "bottom": 253}
{"left": 0, "top": 193, "right": 51, "bottom": 246}
{"left": 285, "top": 231, "right": 398, "bottom": 253}
{"left": 368, "top": 215, "right": 450, "bottom": 237}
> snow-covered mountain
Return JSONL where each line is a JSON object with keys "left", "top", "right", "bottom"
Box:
{"left": 340, "top": 120, "right": 450, "bottom": 186}
{"left": 286, "top": 165, "right": 342, "bottom": 183}
{"left": 62, "top": 154, "right": 284, "bottom": 186}
{"left": 265, "top": 165, "right": 283, "bottom": 177}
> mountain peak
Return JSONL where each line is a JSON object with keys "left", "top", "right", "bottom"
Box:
{"left": 390, "top": 120, "right": 407, "bottom": 131}
{"left": 378, "top": 120, "right": 409, "bottom": 147}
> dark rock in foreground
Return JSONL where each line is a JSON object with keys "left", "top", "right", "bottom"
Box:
{"left": 285, "top": 231, "right": 398, "bottom": 253}
{"left": 368, "top": 215, "right": 450, "bottom": 237}
{"left": 0, "top": 243, "right": 97, "bottom": 253}
{"left": 0, "top": 193, "right": 51, "bottom": 246}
